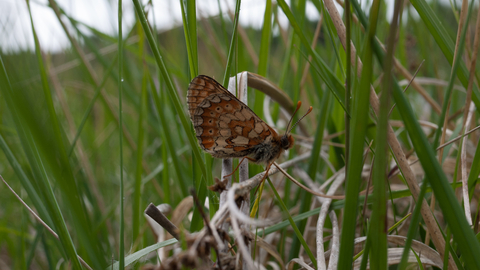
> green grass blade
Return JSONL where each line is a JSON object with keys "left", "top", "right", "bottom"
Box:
{"left": 67, "top": 57, "right": 118, "bottom": 157}
{"left": 267, "top": 178, "right": 317, "bottom": 266}
{"left": 107, "top": 239, "right": 178, "bottom": 270}
{"left": 397, "top": 182, "right": 429, "bottom": 270}
{"left": 431, "top": 0, "right": 474, "bottom": 148}
{"left": 179, "top": 0, "right": 198, "bottom": 77}
{"left": 277, "top": 0, "right": 346, "bottom": 110}
{"left": 0, "top": 133, "right": 49, "bottom": 222}
{"left": 222, "top": 0, "right": 242, "bottom": 85}
{"left": 468, "top": 137, "right": 480, "bottom": 195}
{"left": 338, "top": 0, "right": 380, "bottom": 266}
{"left": 369, "top": 0, "right": 403, "bottom": 267}
{"left": 149, "top": 77, "right": 189, "bottom": 197}
{"left": 132, "top": 67, "right": 148, "bottom": 244}
{"left": 132, "top": 0, "right": 208, "bottom": 183}
{"left": 117, "top": 0, "right": 125, "bottom": 267}
{"left": 308, "top": 90, "right": 332, "bottom": 179}
{"left": 258, "top": 0, "right": 272, "bottom": 77}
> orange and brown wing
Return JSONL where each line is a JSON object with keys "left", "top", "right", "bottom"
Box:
{"left": 187, "top": 75, "right": 278, "bottom": 159}
{"left": 187, "top": 75, "right": 236, "bottom": 122}
{"left": 192, "top": 93, "right": 277, "bottom": 159}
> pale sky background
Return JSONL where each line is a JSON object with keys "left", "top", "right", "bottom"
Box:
{"left": 0, "top": 0, "right": 451, "bottom": 53}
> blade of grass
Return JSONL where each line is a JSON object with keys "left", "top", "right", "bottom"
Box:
{"left": 149, "top": 76, "right": 188, "bottom": 197}
{"left": 132, "top": 0, "right": 208, "bottom": 183}
{"left": 397, "top": 181, "right": 428, "bottom": 269}
{"left": 276, "top": 0, "right": 346, "bottom": 111}
{"left": 132, "top": 65, "right": 148, "bottom": 244}
{"left": 222, "top": 0, "right": 241, "bottom": 85}
{"left": 253, "top": 0, "right": 271, "bottom": 117}
{"left": 26, "top": 225, "right": 44, "bottom": 269}
{"left": 67, "top": 56, "right": 118, "bottom": 157}
{"left": 344, "top": 0, "right": 351, "bottom": 170}
{"left": 107, "top": 239, "right": 178, "bottom": 270}
{"left": 468, "top": 138, "right": 480, "bottom": 195}
{"left": 337, "top": 0, "right": 380, "bottom": 267}
{"left": 369, "top": 0, "right": 403, "bottom": 267}
{"left": 431, "top": 0, "right": 474, "bottom": 148}
{"left": 0, "top": 133, "right": 49, "bottom": 222}
{"left": 117, "top": 0, "right": 125, "bottom": 267}
{"left": 308, "top": 90, "right": 332, "bottom": 179}
{"left": 266, "top": 177, "right": 317, "bottom": 266}
{"left": 285, "top": 2, "right": 312, "bottom": 259}
{"left": 179, "top": 0, "right": 198, "bottom": 77}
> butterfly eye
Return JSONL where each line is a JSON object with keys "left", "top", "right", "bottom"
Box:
{"left": 281, "top": 136, "right": 290, "bottom": 150}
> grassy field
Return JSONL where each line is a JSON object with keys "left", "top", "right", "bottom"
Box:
{"left": 1, "top": 0, "right": 480, "bottom": 269}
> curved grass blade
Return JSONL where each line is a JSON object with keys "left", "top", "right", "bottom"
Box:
{"left": 131, "top": 0, "right": 208, "bottom": 183}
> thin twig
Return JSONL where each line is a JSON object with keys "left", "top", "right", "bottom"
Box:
{"left": 388, "top": 60, "right": 425, "bottom": 116}
{"left": 1, "top": 175, "right": 93, "bottom": 270}
{"left": 273, "top": 163, "right": 345, "bottom": 199}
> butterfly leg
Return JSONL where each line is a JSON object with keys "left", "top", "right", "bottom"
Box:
{"left": 222, "top": 157, "right": 254, "bottom": 179}
{"left": 251, "top": 162, "right": 273, "bottom": 195}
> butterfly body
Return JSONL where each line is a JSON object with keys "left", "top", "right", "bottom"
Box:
{"left": 187, "top": 75, "right": 294, "bottom": 165}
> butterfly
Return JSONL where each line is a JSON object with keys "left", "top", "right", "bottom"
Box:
{"left": 187, "top": 75, "right": 311, "bottom": 170}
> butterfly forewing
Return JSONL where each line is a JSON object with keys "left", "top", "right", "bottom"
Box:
{"left": 187, "top": 75, "right": 279, "bottom": 161}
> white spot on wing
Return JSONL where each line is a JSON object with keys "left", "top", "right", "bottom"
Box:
{"left": 248, "top": 129, "right": 258, "bottom": 139}
{"left": 234, "top": 111, "right": 246, "bottom": 121}
{"left": 241, "top": 108, "right": 253, "bottom": 120}
{"left": 220, "top": 95, "right": 232, "bottom": 101}
{"left": 254, "top": 122, "right": 263, "bottom": 133}
{"left": 199, "top": 100, "right": 211, "bottom": 108}
{"left": 219, "top": 129, "right": 231, "bottom": 137}
{"left": 219, "top": 115, "right": 232, "bottom": 123}
{"left": 234, "top": 126, "right": 243, "bottom": 135}
{"left": 219, "top": 121, "right": 228, "bottom": 128}
{"left": 210, "top": 95, "right": 221, "bottom": 103}
{"left": 194, "top": 126, "right": 203, "bottom": 135}
{"left": 215, "top": 138, "right": 229, "bottom": 147}
{"left": 232, "top": 136, "right": 249, "bottom": 145}
{"left": 193, "top": 115, "right": 204, "bottom": 126}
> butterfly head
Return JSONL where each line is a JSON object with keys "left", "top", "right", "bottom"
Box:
{"left": 280, "top": 134, "right": 295, "bottom": 150}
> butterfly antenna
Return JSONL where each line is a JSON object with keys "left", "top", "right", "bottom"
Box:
{"left": 286, "top": 103, "right": 313, "bottom": 134}
{"left": 285, "top": 101, "right": 302, "bottom": 135}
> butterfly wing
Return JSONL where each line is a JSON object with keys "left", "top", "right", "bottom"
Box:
{"left": 187, "top": 76, "right": 279, "bottom": 160}
{"left": 187, "top": 75, "right": 236, "bottom": 122}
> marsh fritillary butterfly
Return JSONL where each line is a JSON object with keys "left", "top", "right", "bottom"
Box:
{"left": 187, "top": 75, "right": 311, "bottom": 169}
